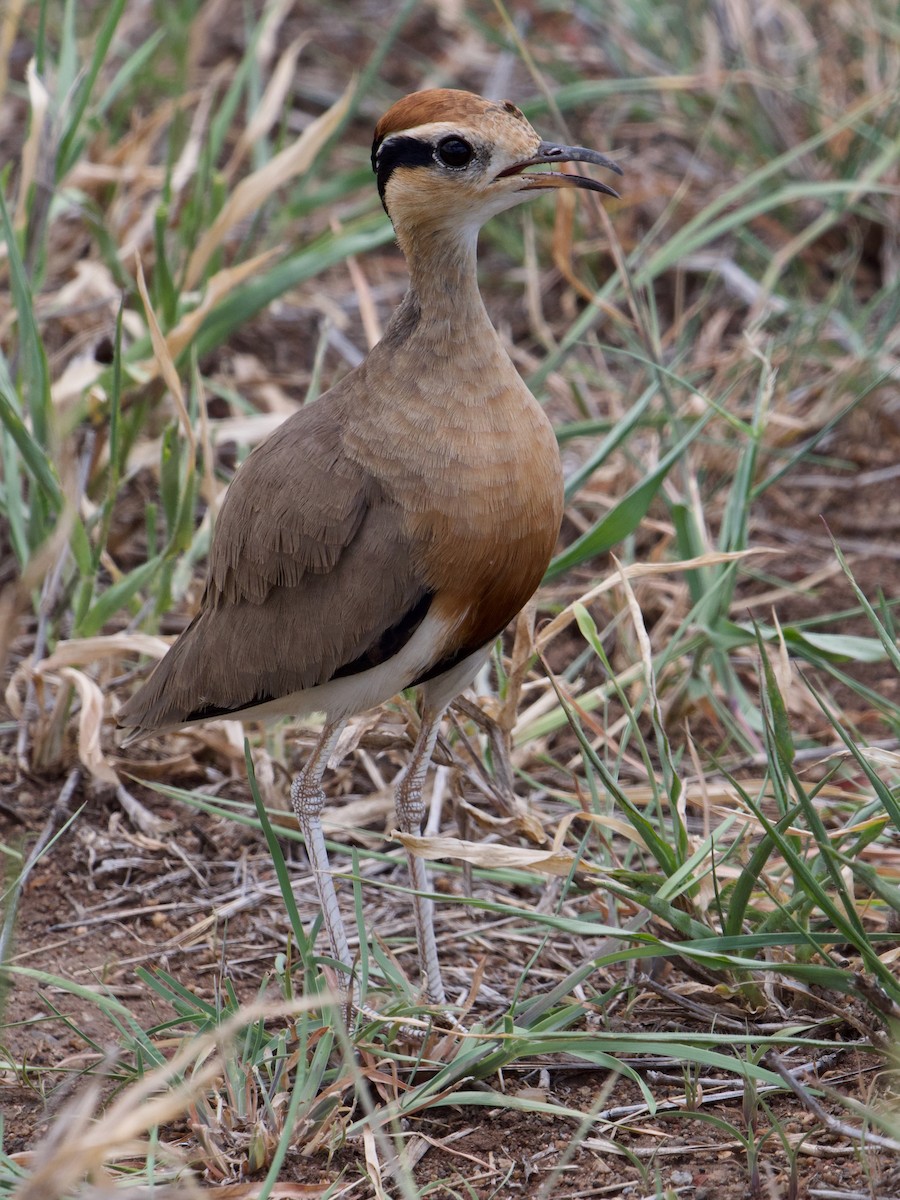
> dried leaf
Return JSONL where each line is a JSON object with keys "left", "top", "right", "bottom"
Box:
{"left": 34, "top": 632, "right": 172, "bottom": 669}
{"left": 109, "top": 751, "right": 202, "bottom": 778}
{"left": 395, "top": 831, "right": 599, "bottom": 877}
{"left": 15, "top": 58, "right": 49, "bottom": 231}
{"left": 59, "top": 666, "right": 118, "bottom": 786}
{"left": 455, "top": 796, "right": 545, "bottom": 841}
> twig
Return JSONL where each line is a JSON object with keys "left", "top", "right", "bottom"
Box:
{"left": 765, "top": 1048, "right": 900, "bottom": 1151}
{"left": 723, "top": 736, "right": 899, "bottom": 774}
{"left": 114, "top": 780, "right": 169, "bottom": 835}
{"left": 639, "top": 973, "right": 755, "bottom": 1032}
{"left": 808, "top": 1191, "right": 899, "bottom": 1199}
{"left": 782, "top": 462, "right": 900, "bottom": 491}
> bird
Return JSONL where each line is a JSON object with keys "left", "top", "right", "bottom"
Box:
{"left": 118, "top": 88, "right": 621, "bottom": 1007}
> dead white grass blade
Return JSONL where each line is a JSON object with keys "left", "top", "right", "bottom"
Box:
{"left": 109, "top": 748, "right": 198, "bottom": 777}
{"left": 5, "top": 632, "right": 170, "bottom": 719}
{"left": 125, "top": 407, "right": 288, "bottom": 477}
{"left": 536, "top": 549, "right": 774, "bottom": 650}
{"left": 167, "top": 247, "right": 282, "bottom": 362}
{"left": 0, "top": 0, "right": 26, "bottom": 102}
{"left": 135, "top": 254, "right": 196, "bottom": 462}
{"left": 204, "top": 1183, "right": 343, "bottom": 1198}
{"left": 857, "top": 746, "right": 900, "bottom": 769}
{"left": 37, "top": 632, "right": 172, "bottom": 669}
{"left": 770, "top": 608, "right": 794, "bottom": 696}
{"left": 225, "top": 36, "right": 309, "bottom": 179}
{"left": 498, "top": 602, "right": 539, "bottom": 734}
{"left": 14, "top": 59, "right": 49, "bottom": 232}
{"left": 5, "top": 634, "right": 176, "bottom": 814}
{"left": 115, "top": 93, "right": 203, "bottom": 263}
{"left": 362, "top": 1124, "right": 387, "bottom": 1200}
{"left": 338, "top": 218, "right": 382, "bottom": 349}
{"left": 185, "top": 78, "right": 354, "bottom": 289}
{"left": 120, "top": 73, "right": 231, "bottom": 263}
{"left": 454, "top": 794, "right": 546, "bottom": 843}
{"left": 615, "top": 557, "right": 658, "bottom": 712}
{"left": 134, "top": 251, "right": 218, "bottom": 523}
{"left": 253, "top": 0, "right": 295, "bottom": 68}
{"left": 195, "top": 358, "right": 216, "bottom": 515}
{"left": 93, "top": 755, "right": 746, "bottom": 889}
{"left": 47, "top": 355, "right": 104, "bottom": 409}
{"left": 160, "top": 66, "right": 230, "bottom": 215}
{"left": 42, "top": 258, "right": 119, "bottom": 317}
{"left": 395, "top": 830, "right": 602, "bottom": 876}
{"left": 0, "top": 511, "right": 76, "bottom": 682}
{"left": 47, "top": 261, "right": 121, "bottom": 407}
{"left": 734, "top": 558, "right": 844, "bottom": 612}
{"left": 513, "top": 660, "right": 646, "bottom": 746}
{"left": 126, "top": 247, "right": 281, "bottom": 481}
{"left": 615, "top": 556, "right": 688, "bottom": 832}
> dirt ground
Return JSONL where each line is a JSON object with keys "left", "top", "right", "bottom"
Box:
{"left": 0, "top": 767, "right": 893, "bottom": 1199}
{"left": 3, "top": 396, "right": 900, "bottom": 1193}
{"left": 2, "top": 719, "right": 899, "bottom": 1199}
{"left": 3, "top": 1, "right": 900, "bottom": 1196}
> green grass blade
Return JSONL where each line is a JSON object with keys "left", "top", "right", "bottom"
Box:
{"left": 562, "top": 381, "right": 656, "bottom": 502}
{"left": 77, "top": 556, "right": 163, "bottom": 636}
{"left": 245, "top": 742, "right": 322, "bottom": 993}
{"left": 0, "top": 376, "right": 63, "bottom": 517}
{"left": 0, "top": 190, "right": 53, "bottom": 455}
{"left": 546, "top": 408, "right": 713, "bottom": 580}
{"left": 56, "top": 0, "right": 128, "bottom": 177}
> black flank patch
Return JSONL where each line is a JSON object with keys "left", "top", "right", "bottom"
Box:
{"left": 332, "top": 589, "right": 434, "bottom": 680}
{"left": 185, "top": 590, "right": 439, "bottom": 722}
{"left": 185, "top": 693, "right": 277, "bottom": 722}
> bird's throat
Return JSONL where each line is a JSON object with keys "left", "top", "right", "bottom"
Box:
{"left": 387, "top": 227, "right": 501, "bottom": 363}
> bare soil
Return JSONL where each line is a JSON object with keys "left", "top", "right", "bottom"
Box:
{"left": 3, "top": 398, "right": 900, "bottom": 1194}
{"left": 1, "top": 760, "right": 898, "bottom": 1199}
{"left": 3, "top": 1, "right": 900, "bottom": 1196}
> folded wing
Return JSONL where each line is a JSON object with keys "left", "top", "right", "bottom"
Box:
{"left": 118, "top": 402, "right": 432, "bottom": 738}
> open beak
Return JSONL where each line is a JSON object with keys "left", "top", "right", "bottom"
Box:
{"left": 496, "top": 139, "right": 623, "bottom": 197}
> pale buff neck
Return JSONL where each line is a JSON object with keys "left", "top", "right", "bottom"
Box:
{"left": 386, "top": 222, "right": 503, "bottom": 356}
{"left": 345, "top": 218, "right": 526, "bottom": 432}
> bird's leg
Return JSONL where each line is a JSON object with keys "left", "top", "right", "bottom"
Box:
{"left": 393, "top": 705, "right": 447, "bottom": 1005}
{"left": 289, "top": 720, "right": 351, "bottom": 976}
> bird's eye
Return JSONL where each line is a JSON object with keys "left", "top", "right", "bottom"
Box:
{"left": 436, "top": 136, "right": 474, "bottom": 168}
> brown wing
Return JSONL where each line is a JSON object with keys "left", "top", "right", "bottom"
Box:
{"left": 118, "top": 400, "right": 431, "bottom": 735}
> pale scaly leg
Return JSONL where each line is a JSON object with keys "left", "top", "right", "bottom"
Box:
{"left": 393, "top": 704, "right": 447, "bottom": 1005}
{"left": 289, "top": 720, "right": 351, "bottom": 973}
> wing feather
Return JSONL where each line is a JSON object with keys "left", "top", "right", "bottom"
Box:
{"left": 119, "top": 401, "right": 432, "bottom": 735}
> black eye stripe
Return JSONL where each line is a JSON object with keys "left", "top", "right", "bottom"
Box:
{"left": 372, "top": 133, "right": 481, "bottom": 212}
{"left": 373, "top": 136, "right": 435, "bottom": 208}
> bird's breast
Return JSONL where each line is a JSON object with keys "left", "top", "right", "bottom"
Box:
{"left": 345, "top": 371, "right": 564, "bottom": 656}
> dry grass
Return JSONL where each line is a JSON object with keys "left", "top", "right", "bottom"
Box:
{"left": 2, "top": 0, "right": 900, "bottom": 1196}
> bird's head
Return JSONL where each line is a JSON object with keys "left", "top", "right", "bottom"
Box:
{"left": 371, "top": 89, "right": 621, "bottom": 240}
